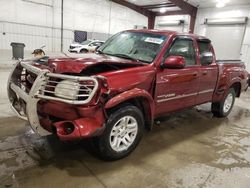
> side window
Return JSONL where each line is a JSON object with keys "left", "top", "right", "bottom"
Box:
{"left": 91, "top": 42, "right": 103, "bottom": 46}
{"left": 166, "top": 38, "right": 196, "bottom": 66}
{"left": 96, "top": 42, "right": 103, "bottom": 46}
{"left": 91, "top": 42, "right": 99, "bottom": 46}
{"left": 198, "top": 41, "right": 213, "bottom": 66}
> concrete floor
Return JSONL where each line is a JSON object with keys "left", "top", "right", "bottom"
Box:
{"left": 1, "top": 68, "right": 250, "bottom": 188}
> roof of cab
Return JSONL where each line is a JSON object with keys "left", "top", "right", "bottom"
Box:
{"left": 126, "top": 29, "right": 210, "bottom": 42}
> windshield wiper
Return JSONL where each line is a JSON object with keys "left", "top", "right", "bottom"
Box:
{"left": 110, "top": 53, "right": 139, "bottom": 62}
{"left": 104, "top": 53, "right": 150, "bottom": 64}
{"left": 115, "top": 54, "right": 151, "bottom": 64}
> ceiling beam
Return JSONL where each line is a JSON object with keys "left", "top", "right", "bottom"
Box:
{"left": 168, "top": 0, "right": 197, "bottom": 17}
{"left": 109, "top": 0, "right": 152, "bottom": 17}
{"left": 167, "top": 0, "right": 198, "bottom": 33}
{"left": 141, "top": 3, "right": 176, "bottom": 10}
{"left": 109, "top": 0, "right": 198, "bottom": 33}
{"left": 110, "top": 0, "right": 156, "bottom": 29}
{"left": 155, "top": 10, "right": 186, "bottom": 16}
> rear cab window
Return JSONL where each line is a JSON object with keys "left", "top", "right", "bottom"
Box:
{"left": 198, "top": 40, "right": 214, "bottom": 66}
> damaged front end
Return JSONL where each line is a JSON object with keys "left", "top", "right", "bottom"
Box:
{"left": 7, "top": 60, "right": 108, "bottom": 141}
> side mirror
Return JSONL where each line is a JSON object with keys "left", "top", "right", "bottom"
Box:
{"left": 200, "top": 52, "right": 213, "bottom": 65}
{"left": 162, "top": 56, "right": 186, "bottom": 69}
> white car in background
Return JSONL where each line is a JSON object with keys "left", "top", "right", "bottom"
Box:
{"left": 69, "top": 40, "right": 105, "bottom": 53}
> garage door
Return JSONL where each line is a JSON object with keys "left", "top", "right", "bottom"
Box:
{"left": 205, "top": 24, "right": 246, "bottom": 60}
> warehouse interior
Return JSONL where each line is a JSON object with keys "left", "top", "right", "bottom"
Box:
{"left": 1, "top": 0, "right": 250, "bottom": 187}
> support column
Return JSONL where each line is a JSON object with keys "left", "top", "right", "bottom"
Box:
{"left": 60, "top": 0, "right": 64, "bottom": 52}
{"left": 148, "top": 13, "right": 156, "bottom": 29}
{"left": 189, "top": 8, "right": 197, "bottom": 33}
{"left": 189, "top": 16, "right": 196, "bottom": 33}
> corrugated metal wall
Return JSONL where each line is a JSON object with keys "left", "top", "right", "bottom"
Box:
{"left": 0, "top": 21, "right": 73, "bottom": 51}
{"left": 0, "top": 0, "right": 148, "bottom": 52}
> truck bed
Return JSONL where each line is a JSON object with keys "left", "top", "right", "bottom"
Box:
{"left": 216, "top": 60, "right": 242, "bottom": 64}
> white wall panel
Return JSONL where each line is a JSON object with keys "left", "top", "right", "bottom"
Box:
{"left": 17, "top": 0, "right": 48, "bottom": 26}
{"left": 95, "top": 1, "right": 111, "bottom": 18}
{"left": 0, "top": 0, "right": 16, "bottom": 22}
{"left": 0, "top": 0, "right": 147, "bottom": 52}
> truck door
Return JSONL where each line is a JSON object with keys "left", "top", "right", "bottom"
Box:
{"left": 196, "top": 40, "right": 218, "bottom": 104}
{"left": 155, "top": 37, "right": 200, "bottom": 116}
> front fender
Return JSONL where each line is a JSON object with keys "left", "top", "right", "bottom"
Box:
{"left": 105, "top": 88, "right": 155, "bottom": 128}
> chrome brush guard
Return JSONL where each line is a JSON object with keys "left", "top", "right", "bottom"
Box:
{"left": 7, "top": 60, "right": 99, "bottom": 136}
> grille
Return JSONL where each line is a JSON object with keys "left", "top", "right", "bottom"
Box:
{"left": 39, "top": 78, "right": 96, "bottom": 101}
{"left": 16, "top": 61, "right": 99, "bottom": 105}
{"left": 13, "top": 67, "right": 32, "bottom": 93}
{"left": 38, "top": 72, "right": 99, "bottom": 104}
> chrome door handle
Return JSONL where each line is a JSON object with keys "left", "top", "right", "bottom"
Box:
{"left": 193, "top": 72, "right": 198, "bottom": 76}
{"left": 202, "top": 71, "right": 208, "bottom": 75}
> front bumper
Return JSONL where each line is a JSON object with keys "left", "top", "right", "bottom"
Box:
{"left": 68, "top": 49, "right": 80, "bottom": 53}
{"left": 8, "top": 60, "right": 100, "bottom": 137}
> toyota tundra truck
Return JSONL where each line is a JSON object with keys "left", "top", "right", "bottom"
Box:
{"left": 8, "top": 30, "right": 249, "bottom": 160}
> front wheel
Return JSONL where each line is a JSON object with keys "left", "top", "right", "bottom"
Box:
{"left": 95, "top": 105, "right": 144, "bottom": 160}
{"left": 80, "top": 49, "right": 88, "bottom": 53}
{"left": 212, "top": 88, "right": 236, "bottom": 117}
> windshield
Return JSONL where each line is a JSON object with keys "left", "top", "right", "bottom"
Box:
{"left": 99, "top": 32, "right": 167, "bottom": 63}
{"left": 81, "top": 40, "right": 92, "bottom": 45}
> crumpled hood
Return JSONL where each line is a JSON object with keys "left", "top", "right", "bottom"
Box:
{"left": 34, "top": 53, "right": 143, "bottom": 74}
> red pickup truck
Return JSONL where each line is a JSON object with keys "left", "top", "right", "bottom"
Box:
{"left": 8, "top": 30, "right": 249, "bottom": 160}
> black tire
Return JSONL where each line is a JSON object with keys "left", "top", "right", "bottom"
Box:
{"left": 212, "top": 88, "right": 236, "bottom": 117}
{"left": 95, "top": 105, "right": 144, "bottom": 161}
{"left": 80, "top": 49, "right": 88, "bottom": 53}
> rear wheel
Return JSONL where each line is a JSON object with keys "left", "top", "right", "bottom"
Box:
{"left": 95, "top": 105, "right": 144, "bottom": 160}
{"left": 212, "top": 88, "right": 236, "bottom": 117}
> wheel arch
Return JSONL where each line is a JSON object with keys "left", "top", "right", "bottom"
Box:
{"left": 104, "top": 88, "right": 155, "bottom": 130}
{"left": 80, "top": 48, "right": 88, "bottom": 53}
{"left": 230, "top": 82, "right": 241, "bottom": 98}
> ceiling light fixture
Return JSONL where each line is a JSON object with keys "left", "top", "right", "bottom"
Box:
{"left": 215, "top": 0, "right": 229, "bottom": 8}
{"left": 159, "top": 8, "right": 167, "bottom": 13}
{"left": 216, "top": 2, "right": 225, "bottom": 8}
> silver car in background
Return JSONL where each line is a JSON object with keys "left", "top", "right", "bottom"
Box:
{"left": 69, "top": 40, "right": 104, "bottom": 53}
